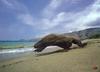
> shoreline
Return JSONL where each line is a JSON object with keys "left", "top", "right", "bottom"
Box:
{"left": 0, "top": 48, "right": 34, "bottom": 54}
{"left": 0, "top": 51, "right": 33, "bottom": 62}
{"left": 0, "top": 47, "right": 34, "bottom": 62}
{"left": 0, "top": 39, "right": 100, "bottom": 72}
{"left": 0, "top": 46, "right": 62, "bottom": 61}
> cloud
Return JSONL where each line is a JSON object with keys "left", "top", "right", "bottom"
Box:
{"left": 71, "top": 0, "right": 81, "bottom": 4}
{"left": 1, "top": 0, "right": 13, "bottom": 8}
{"left": 3, "top": 0, "right": 93, "bottom": 31}
{"left": 40, "top": 0, "right": 100, "bottom": 32}
{"left": 42, "top": 0, "right": 64, "bottom": 18}
{"left": 42, "top": 0, "right": 81, "bottom": 18}
{"left": 32, "top": 0, "right": 100, "bottom": 36}
{"left": 87, "top": 18, "right": 100, "bottom": 27}
{"left": 1, "top": 0, "right": 100, "bottom": 38}
{"left": 1, "top": 0, "right": 35, "bottom": 25}
{"left": 38, "top": 0, "right": 76, "bottom": 30}
{"left": 17, "top": 14, "right": 35, "bottom": 25}
{"left": 36, "top": 0, "right": 100, "bottom": 36}
{"left": 63, "top": 0, "right": 100, "bottom": 31}
{"left": 39, "top": 12, "right": 67, "bottom": 30}
{"left": 1, "top": 0, "right": 28, "bottom": 13}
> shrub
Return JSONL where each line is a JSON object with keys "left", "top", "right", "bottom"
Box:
{"left": 89, "top": 34, "right": 100, "bottom": 39}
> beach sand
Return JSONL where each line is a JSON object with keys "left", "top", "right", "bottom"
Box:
{"left": 0, "top": 39, "right": 100, "bottom": 72}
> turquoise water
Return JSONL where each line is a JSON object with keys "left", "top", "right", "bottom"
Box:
{"left": 0, "top": 41, "right": 36, "bottom": 49}
{"left": 0, "top": 41, "right": 36, "bottom": 59}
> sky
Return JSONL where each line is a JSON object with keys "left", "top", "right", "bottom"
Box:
{"left": 0, "top": 0, "right": 100, "bottom": 40}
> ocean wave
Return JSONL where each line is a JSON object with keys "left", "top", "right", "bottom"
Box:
{"left": 0, "top": 48, "right": 35, "bottom": 54}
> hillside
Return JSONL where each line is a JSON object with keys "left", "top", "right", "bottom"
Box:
{"left": 63, "top": 27, "right": 100, "bottom": 40}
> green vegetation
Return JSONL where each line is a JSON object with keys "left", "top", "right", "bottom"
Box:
{"left": 89, "top": 34, "right": 100, "bottom": 39}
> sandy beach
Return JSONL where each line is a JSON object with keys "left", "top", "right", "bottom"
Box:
{"left": 0, "top": 39, "right": 100, "bottom": 72}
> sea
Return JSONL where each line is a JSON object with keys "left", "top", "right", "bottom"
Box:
{"left": 0, "top": 41, "right": 36, "bottom": 61}
{"left": 0, "top": 41, "right": 36, "bottom": 54}
{"left": 0, "top": 41, "right": 62, "bottom": 61}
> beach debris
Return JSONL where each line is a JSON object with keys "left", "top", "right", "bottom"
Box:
{"left": 93, "top": 65, "right": 98, "bottom": 70}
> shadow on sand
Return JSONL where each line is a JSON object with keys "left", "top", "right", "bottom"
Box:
{"left": 35, "top": 42, "right": 87, "bottom": 57}
{"left": 35, "top": 49, "right": 68, "bottom": 57}
{"left": 36, "top": 42, "right": 87, "bottom": 57}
